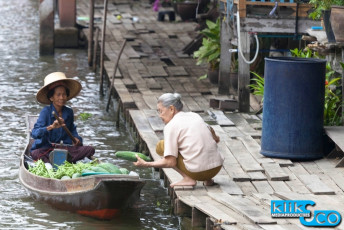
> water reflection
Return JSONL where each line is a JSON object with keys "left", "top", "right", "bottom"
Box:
{"left": 0, "top": 0, "right": 179, "bottom": 229}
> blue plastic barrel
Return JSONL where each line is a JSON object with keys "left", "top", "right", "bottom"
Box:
{"left": 260, "top": 57, "right": 326, "bottom": 160}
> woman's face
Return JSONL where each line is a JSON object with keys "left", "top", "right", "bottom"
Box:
{"left": 50, "top": 86, "right": 67, "bottom": 109}
{"left": 157, "top": 102, "right": 176, "bottom": 124}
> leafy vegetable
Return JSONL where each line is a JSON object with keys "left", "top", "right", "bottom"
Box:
{"left": 79, "top": 112, "right": 92, "bottom": 121}
{"left": 54, "top": 161, "right": 97, "bottom": 179}
{"left": 249, "top": 72, "right": 265, "bottom": 102}
{"left": 29, "top": 159, "right": 98, "bottom": 179}
{"left": 28, "top": 160, "right": 131, "bottom": 179}
{"left": 28, "top": 160, "right": 55, "bottom": 178}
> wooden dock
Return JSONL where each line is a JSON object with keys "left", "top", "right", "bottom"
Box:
{"left": 77, "top": 0, "right": 344, "bottom": 229}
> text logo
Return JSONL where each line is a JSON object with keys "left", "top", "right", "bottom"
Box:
{"left": 300, "top": 210, "right": 341, "bottom": 227}
{"left": 271, "top": 200, "right": 314, "bottom": 217}
{"left": 271, "top": 200, "right": 341, "bottom": 227}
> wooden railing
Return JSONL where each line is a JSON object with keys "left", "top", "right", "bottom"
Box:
{"left": 220, "top": 0, "right": 313, "bottom": 18}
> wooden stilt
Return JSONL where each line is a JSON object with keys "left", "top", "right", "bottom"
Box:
{"left": 99, "top": 0, "right": 108, "bottom": 95}
{"left": 115, "top": 99, "right": 121, "bottom": 128}
{"left": 238, "top": 31, "right": 250, "bottom": 112}
{"left": 88, "top": 0, "right": 95, "bottom": 66}
{"left": 206, "top": 217, "right": 217, "bottom": 230}
{"left": 92, "top": 27, "right": 100, "bottom": 72}
{"left": 174, "top": 198, "right": 192, "bottom": 217}
{"left": 159, "top": 168, "right": 164, "bottom": 179}
{"left": 164, "top": 174, "right": 169, "bottom": 188}
{"left": 192, "top": 207, "right": 207, "bottom": 228}
{"left": 218, "top": 17, "right": 232, "bottom": 95}
{"left": 342, "top": 47, "right": 344, "bottom": 125}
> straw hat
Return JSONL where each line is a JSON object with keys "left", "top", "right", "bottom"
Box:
{"left": 36, "top": 72, "right": 82, "bottom": 104}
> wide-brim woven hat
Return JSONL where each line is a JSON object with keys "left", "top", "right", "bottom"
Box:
{"left": 36, "top": 72, "right": 82, "bottom": 104}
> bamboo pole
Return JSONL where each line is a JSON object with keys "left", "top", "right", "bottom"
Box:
{"left": 99, "top": 0, "right": 108, "bottom": 95}
{"left": 88, "top": 0, "right": 95, "bottom": 66}
{"left": 106, "top": 39, "right": 127, "bottom": 112}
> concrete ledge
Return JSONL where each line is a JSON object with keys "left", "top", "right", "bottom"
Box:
{"left": 54, "top": 27, "right": 78, "bottom": 48}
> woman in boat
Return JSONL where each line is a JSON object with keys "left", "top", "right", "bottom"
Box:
{"left": 30, "top": 72, "right": 95, "bottom": 163}
{"left": 134, "top": 93, "right": 224, "bottom": 187}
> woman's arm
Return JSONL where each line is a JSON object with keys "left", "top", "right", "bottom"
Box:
{"left": 134, "top": 155, "right": 177, "bottom": 168}
{"left": 31, "top": 107, "right": 50, "bottom": 139}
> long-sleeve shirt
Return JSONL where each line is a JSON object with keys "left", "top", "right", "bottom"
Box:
{"left": 30, "top": 104, "right": 82, "bottom": 151}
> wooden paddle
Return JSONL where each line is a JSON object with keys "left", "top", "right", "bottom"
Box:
{"left": 52, "top": 111, "right": 77, "bottom": 144}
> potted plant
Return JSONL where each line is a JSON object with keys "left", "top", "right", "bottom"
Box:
{"left": 193, "top": 18, "right": 220, "bottom": 84}
{"left": 172, "top": 0, "right": 210, "bottom": 21}
{"left": 308, "top": 0, "right": 343, "bottom": 42}
{"left": 330, "top": 1, "right": 344, "bottom": 42}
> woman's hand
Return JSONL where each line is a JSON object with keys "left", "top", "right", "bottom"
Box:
{"left": 47, "top": 118, "right": 65, "bottom": 131}
{"left": 134, "top": 155, "right": 176, "bottom": 168}
{"left": 133, "top": 155, "right": 148, "bottom": 167}
{"left": 73, "top": 138, "right": 82, "bottom": 146}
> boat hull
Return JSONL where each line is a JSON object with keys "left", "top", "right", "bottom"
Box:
{"left": 19, "top": 146, "right": 145, "bottom": 220}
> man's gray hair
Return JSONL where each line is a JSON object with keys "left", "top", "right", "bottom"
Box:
{"left": 158, "top": 93, "right": 183, "bottom": 111}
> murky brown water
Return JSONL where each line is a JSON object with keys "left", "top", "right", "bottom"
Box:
{"left": 0, "top": 0, "right": 179, "bottom": 229}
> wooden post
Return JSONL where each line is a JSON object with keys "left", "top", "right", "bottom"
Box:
{"left": 191, "top": 207, "right": 207, "bottom": 228}
{"left": 99, "top": 0, "right": 109, "bottom": 95}
{"left": 238, "top": 31, "right": 250, "bottom": 112}
{"left": 174, "top": 198, "right": 192, "bottom": 217}
{"left": 115, "top": 100, "right": 121, "bottom": 128}
{"left": 92, "top": 27, "right": 100, "bottom": 72}
{"left": 206, "top": 217, "right": 217, "bottom": 230}
{"left": 218, "top": 17, "right": 232, "bottom": 95}
{"left": 238, "top": 0, "right": 247, "bottom": 18}
{"left": 88, "top": 0, "right": 95, "bottom": 66}
{"left": 342, "top": 47, "right": 344, "bottom": 125}
{"left": 39, "top": 0, "right": 54, "bottom": 55}
{"left": 159, "top": 168, "right": 164, "bottom": 179}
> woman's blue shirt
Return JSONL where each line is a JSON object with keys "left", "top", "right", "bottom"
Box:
{"left": 30, "top": 104, "right": 82, "bottom": 151}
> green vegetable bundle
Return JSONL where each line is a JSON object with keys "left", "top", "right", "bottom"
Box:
{"left": 54, "top": 161, "right": 98, "bottom": 179}
{"left": 28, "top": 160, "right": 131, "bottom": 179}
{"left": 28, "top": 160, "right": 55, "bottom": 178}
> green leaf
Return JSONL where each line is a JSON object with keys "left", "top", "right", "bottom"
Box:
{"left": 198, "top": 74, "right": 208, "bottom": 80}
{"left": 340, "top": 62, "right": 344, "bottom": 70}
{"left": 79, "top": 112, "right": 92, "bottom": 121}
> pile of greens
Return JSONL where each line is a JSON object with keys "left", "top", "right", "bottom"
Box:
{"left": 28, "top": 160, "right": 128, "bottom": 179}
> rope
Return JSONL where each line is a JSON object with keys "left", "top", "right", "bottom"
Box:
{"left": 37, "top": 148, "right": 53, "bottom": 160}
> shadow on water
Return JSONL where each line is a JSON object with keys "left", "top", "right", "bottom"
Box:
{"left": 0, "top": 0, "right": 180, "bottom": 229}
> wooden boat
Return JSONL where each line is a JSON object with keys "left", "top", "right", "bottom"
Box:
{"left": 19, "top": 115, "right": 145, "bottom": 220}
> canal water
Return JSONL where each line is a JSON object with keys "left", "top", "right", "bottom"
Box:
{"left": 0, "top": 0, "right": 181, "bottom": 229}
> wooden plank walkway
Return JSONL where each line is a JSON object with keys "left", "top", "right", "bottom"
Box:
{"left": 78, "top": 0, "right": 344, "bottom": 229}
